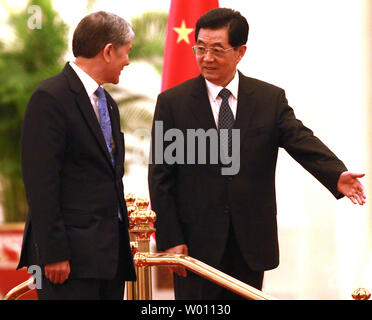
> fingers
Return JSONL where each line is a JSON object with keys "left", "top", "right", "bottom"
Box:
{"left": 45, "top": 268, "right": 70, "bottom": 284}
{"left": 350, "top": 195, "right": 364, "bottom": 205}
{"left": 349, "top": 195, "right": 357, "bottom": 205}
{"left": 339, "top": 171, "right": 367, "bottom": 205}
{"left": 169, "top": 265, "right": 188, "bottom": 277}
{"left": 350, "top": 173, "right": 365, "bottom": 178}
{"left": 44, "top": 261, "right": 71, "bottom": 284}
{"left": 165, "top": 244, "right": 189, "bottom": 277}
{"left": 349, "top": 193, "right": 366, "bottom": 205}
{"left": 359, "top": 184, "right": 367, "bottom": 198}
{"left": 348, "top": 185, "right": 366, "bottom": 205}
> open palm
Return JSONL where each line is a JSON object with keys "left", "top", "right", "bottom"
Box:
{"left": 337, "top": 172, "right": 366, "bottom": 205}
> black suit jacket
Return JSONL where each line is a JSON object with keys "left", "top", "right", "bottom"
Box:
{"left": 18, "top": 63, "right": 136, "bottom": 281}
{"left": 148, "top": 72, "right": 347, "bottom": 272}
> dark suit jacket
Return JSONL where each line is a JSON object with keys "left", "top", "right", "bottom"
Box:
{"left": 18, "top": 63, "right": 136, "bottom": 281}
{"left": 148, "top": 72, "right": 347, "bottom": 272}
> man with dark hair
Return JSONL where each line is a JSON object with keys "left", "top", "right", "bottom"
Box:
{"left": 18, "top": 11, "right": 136, "bottom": 300}
{"left": 195, "top": 7, "right": 248, "bottom": 48}
{"left": 149, "top": 8, "right": 366, "bottom": 299}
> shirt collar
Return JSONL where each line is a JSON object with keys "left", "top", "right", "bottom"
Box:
{"left": 205, "top": 70, "right": 239, "bottom": 101}
{"left": 69, "top": 61, "right": 100, "bottom": 98}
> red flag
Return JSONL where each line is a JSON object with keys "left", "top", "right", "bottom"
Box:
{"left": 161, "top": 0, "right": 219, "bottom": 91}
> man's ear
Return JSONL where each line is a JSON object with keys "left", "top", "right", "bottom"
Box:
{"left": 236, "top": 45, "right": 247, "bottom": 64}
{"left": 102, "top": 43, "right": 114, "bottom": 63}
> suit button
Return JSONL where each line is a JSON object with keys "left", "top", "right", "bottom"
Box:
{"left": 224, "top": 207, "right": 230, "bottom": 214}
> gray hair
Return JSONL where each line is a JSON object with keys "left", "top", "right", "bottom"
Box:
{"left": 72, "top": 11, "right": 135, "bottom": 58}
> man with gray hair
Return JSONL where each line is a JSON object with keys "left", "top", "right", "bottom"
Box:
{"left": 17, "top": 11, "right": 136, "bottom": 299}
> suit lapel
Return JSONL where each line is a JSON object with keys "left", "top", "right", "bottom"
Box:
{"left": 189, "top": 75, "right": 217, "bottom": 130}
{"left": 234, "top": 72, "right": 257, "bottom": 144}
{"left": 63, "top": 63, "right": 114, "bottom": 168}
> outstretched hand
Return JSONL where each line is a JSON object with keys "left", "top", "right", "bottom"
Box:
{"left": 337, "top": 171, "right": 366, "bottom": 205}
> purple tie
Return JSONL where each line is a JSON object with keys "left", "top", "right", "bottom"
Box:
{"left": 95, "top": 86, "right": 114, "bottom": 164}
{"left": 95, "top": 87, "right": 122, "bottom": 220}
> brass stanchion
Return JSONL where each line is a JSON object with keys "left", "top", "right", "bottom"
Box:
{"left": 125, "top": 195, "right": 156, "bottom": 300}
{"left": 125, "top": 194, "right": 138, "bottom": 300}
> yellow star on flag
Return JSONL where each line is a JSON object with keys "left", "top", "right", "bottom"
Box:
{"left": 173, "top": 20, "right": 194, "bottom": 44}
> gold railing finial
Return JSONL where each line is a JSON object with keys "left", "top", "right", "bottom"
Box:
{"left": 352, "top": 288, "right": 371, "bottom": 300}
{"left": 125, "top": 193, "right": 136, "bottom": 206}
{"left": 125, "top": 194, "right": 137, "bottom": 231}
{"left": 130, "top": 197, "right": 156, "bottom": 229}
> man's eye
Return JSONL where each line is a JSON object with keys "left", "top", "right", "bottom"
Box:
{"left": 211, "top": 48, "right": 223, "bottom": 54}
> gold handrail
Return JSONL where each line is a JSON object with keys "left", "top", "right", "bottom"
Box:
{"left": 126, "top": 195, "right": 275, "bottom": 300}
{"left": 125, "top": 195, "right": 371, "bottom": 301}
{"left": 3, "top": 278, "right": 34, "bottom": 300}
{"left": 3, "top": 194, "right": 370, "bottom": 300}
{"left": 134, "top": 252, "right": 275, "bottom": 300}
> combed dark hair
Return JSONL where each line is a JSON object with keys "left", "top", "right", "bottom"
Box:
{"left": 195, "top": 8, "right": 249, "bottom": 47}
{"left": 72, "top": 11, "right": 134, "bottom": 58}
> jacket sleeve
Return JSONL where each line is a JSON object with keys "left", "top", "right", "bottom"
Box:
{"left": 21, "top": 88, "right": 71, "bottom": 265}
{"left": 276, "top": 89, "right": 347, "bottom": 199}
{"left": 148, "top": 93, "right": 186, "bottom": 251}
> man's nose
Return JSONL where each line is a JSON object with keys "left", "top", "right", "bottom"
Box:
{"left": 203, "top": 50, "right": 215, "bottom": 61}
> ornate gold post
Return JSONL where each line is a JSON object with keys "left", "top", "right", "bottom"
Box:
{"left": 125, "top": 195, "right": 156, "bottom": 300}
{"left": 125, "top": 194, "right": 138, "bottom": 300}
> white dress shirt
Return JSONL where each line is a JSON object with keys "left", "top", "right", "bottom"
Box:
{"left": 205, "top": 70, "right": 239, "bottom": 127}
{"left": 69, "top": 61, "right": 101, "bottom": 122}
